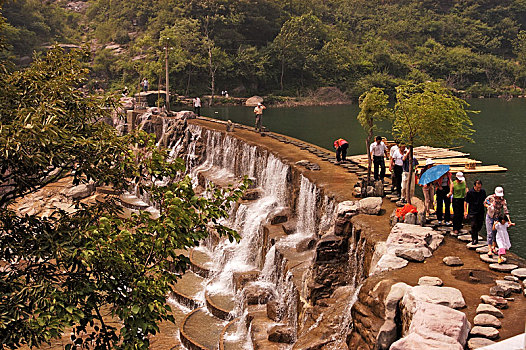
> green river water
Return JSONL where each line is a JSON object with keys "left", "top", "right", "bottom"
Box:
{"left": 198, "top": 99, "right": 526, "bottom": 258}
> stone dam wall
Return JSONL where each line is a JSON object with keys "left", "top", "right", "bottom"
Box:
{"left": 124, "top": 111, "right": 526, "bottom": 350}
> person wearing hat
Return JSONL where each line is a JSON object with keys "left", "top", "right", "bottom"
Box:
{"left": 418, "top": 158, "right": 435, "bottom": 217}
{"left": 484, "top": 186, "right": 512, "bottom": 256}
{"left": 254, "top": 102, "right": 266, "bottom": 133}
{"left": 449, "top": 171, "right": 468, "bottom": 234}
{"left": 464, "top": 179, "right": 487, "bottom": 245}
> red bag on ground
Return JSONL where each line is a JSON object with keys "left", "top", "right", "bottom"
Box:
{"left": 395, "top": 203, "right": 418, "bottom": 221}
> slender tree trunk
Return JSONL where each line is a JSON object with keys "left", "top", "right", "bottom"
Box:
{"left": 408, "top": 145, "right": 414, "bottom": 205}
{"left": 366, "top": 135, "right": 372, "bottom": 184}
{"left": 208, "top": 45, "right": 215, "bottom": 106}
{"left": 186, "top": 69, "right": 191, "bottom": 97}
{"left": 165, "top": 45, "right": 170, "bottom": 111}
{"left": 280, "top": 55, "right": 285, "bottom": 91}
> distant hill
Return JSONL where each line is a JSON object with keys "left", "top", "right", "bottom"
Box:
{"left": 2, "top": 0, "right": 526, "bottom": 99}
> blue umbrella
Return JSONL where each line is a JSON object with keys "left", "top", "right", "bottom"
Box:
{"left": 418, "top": 164, "right": 450, "bottom": 186}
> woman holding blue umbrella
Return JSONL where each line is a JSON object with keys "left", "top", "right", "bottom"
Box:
{"left": 418, "top": 159, "right": 435, "bottom": 218}
{"left": 435, "top": 170, "right": 453, "bottom": 225}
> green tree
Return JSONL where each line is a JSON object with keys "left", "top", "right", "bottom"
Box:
{"left": 0, "top": 46, "right": 246, "bottom": 349}
{"left": 357, "top": 87, "right": 390, "bottom": 183}
{"left": 391, "top": 82, "right": 475, "bottom": 204}
{"left": 273, "top": 13, "right": 326, "bottom": 90}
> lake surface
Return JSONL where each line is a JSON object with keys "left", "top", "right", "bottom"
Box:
{"left": 198, "top": 99, "right": 526, "bottom": 258}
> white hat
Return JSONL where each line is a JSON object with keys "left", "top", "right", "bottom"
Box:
{"left": 425, "top": 158, "right": 435, "bottom": 166}
{"left": 455, "top": 172, "right": 465, "bottom": 181}
{"left": 257, "top": 102, "right": 262, "bottom": 106}
{"left": 495, "top": 186, "right": 504, "bottom": 197}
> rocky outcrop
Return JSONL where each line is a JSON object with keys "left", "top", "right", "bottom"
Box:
{"left": 352, "top": 280, "right": 469, "bottom": 350}
{"left": 370, "top": 223, "right": 443, "bottom": 274}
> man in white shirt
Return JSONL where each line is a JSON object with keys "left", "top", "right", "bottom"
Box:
{"left": 370, "top": 136, "right": 388, "bottom": 181}
{"left": 390, "top": 144, "right": 405, "bottom": 197}
{"left": 193, "top": 97, "right": 201, "bottom": 117}
{"left": 389, "top": 141, "right": 399, "bottom": 191}
{"left": 254, "top": 102, "right": 266, "bottom": 133}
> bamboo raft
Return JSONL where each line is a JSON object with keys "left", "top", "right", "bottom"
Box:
{"left": 348, "top": 145, "right": 507, "bottom": 174}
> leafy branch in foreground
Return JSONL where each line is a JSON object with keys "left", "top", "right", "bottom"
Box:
{"left": 0, "top": 46, "right": 247, "bottom": 349}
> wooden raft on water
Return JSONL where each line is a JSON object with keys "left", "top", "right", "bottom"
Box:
{"left": 348, "top": 145, "right": 507, "bottom": 175}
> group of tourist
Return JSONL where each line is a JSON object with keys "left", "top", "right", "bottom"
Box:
{"left": 336, "top": 135, "right": 515, "bottom": 264}
{"left": 419, "top": 161, "right": 514, "bottom": 264}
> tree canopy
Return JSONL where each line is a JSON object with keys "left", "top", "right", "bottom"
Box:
{"left": 2, "top": 0, "right": 526, "bottom": 98}
{"left": 0, "top": 46, "right": 246, "bottom": 349}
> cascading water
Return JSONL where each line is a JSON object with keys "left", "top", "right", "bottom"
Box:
{"left": 206, "top": 153, "right": 289, "bottom": 294}
{"left": 134, "top": 120, "right": 368, "bottom": 349}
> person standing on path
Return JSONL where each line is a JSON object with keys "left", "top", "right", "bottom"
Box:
{"left": 418, "top": 159, "right": 435, "bottom": 218}
{"left": 484, "top": 186, "right": 512, "bottom": 257}
{"left": 401, "top": 146, "right": 418, "bottom": 203}
{"left": 464, "top": 179, "right": 487, "bottom": 245}
{"left": 450, "top": 172, "right": 467, "bottom": 234}
{"left": 435, "top": 170, "right": 453, "bottom": 225}
{"left": 389, "top": 141, "right": 399, "bottom": 192}
{"left": 254, "top": 102, "right": 266, "bottom": 133}
{"left": 493, "top": 216, "right": 514, "bottom": 264}
{"left": 141, "top": 78, "right": 149, "bottom": 92}
{"left": 333, "top": 138, "right": 349, "bottom": 163}
{"left": 193, "top": 97, "right": 201, "bottom": 117}
{"left": 389, "top": 143, "right": 404, "bottom": 198}
{"left": 370, "top": 136, "right": 388, "bottom": 181}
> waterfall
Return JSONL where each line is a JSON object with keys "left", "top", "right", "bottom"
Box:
{"left": 296, "top": 175, "right": 318, "bottom": 235}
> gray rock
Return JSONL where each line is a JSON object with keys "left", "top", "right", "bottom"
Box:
{"left": 418, "top": 276, "right": 443, "bottom": 287}
{"left": 489, "top": 285, "right": 511, "bottom": 298}
{"left": 65, "top": 183, "right": 94, "bottom": 199}
{"left": 377, "top": 283, "right": 411, "bottom": 350}
{"left": 242, "top": 283, "right": 275, "bottom": 305}
{"left": 503, "top": 275, "right": 519, "bottom": 282}
{"left": 358, "top": 197, "right": 383, "bottom": 215}
{"left": 467, "top": 242, "right": 486, "bottom": 250}
{"left": 476, "top": 246, "right": 490, "bottom": 254}
{"left": 402, "top": 286, "right": 466, "bottom": 315}
{"left": 467, "top": 338, "right": 496, "bottom": 349}
{"left": 396, "top": 248, "right": 425, "bottom": 262}
{"left": 242, "top": 188, "right": 262, "bottom": 201}
{"left": 475, "top": 304, "right": 503, "bottom": 318}
{"left": 390, "top": 332, "right": 463, "bottom": 350}
{"left": 245, "top": 95, "right": 264, "bottom": 106}
{"left": 496, "top": 279, "right": 522, "bottom": 293}
{"left": 511, "top": 267, "right": 526, "bottom": 279}
{"left": 489, "top": 263, "right": 518, "bottom": 272}
{"left": 469, "top": 326, "right": 499, "bottom": 340}
{"left": 296, "top": 235, "right": 317, "bottom": 253}
{"left": 373, "top": 254, "right": 409, "bottom": 274}
{"left": 404, "top": 212, "right": 417, "bottom": 224}
{"left": 266, "top": 300, "right": 282, "bottom": 321}
{"left": 268, "top": 325, "right": 294, "bottom": 344}
{"left": 457, "top": 234, "right": 475, "bottom": 242}
{"left": 480, "top": 254, "right": 500, "bottom": 264}
{"left": 443, "top": 256, "right": 464, "bottom": 266}
{"left": 473, "top": 314, "right": 501, "bottom": 328}
{"left": 480, "top": 295, "right": 508, "bottom": 309}
{"left": 408, "top": 302, "right": 470, "bottom": 346}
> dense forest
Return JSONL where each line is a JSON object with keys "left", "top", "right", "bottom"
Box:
{"left": 1, "top": 0, "right": 526, "bottom": 100}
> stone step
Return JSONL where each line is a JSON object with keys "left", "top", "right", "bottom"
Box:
{"left": 220, "top": 318, "right": 248, "bottom": 350}
{"left": 190, "top": 248, "right": 215, "bottom": 278}
{"left": 205, "top": 290, "right": 235, "bottom": 321}
{"left": 119, "top": 193, "right": 150, "bottom": 210}
{"left": 95, "top": 185, "right": 122, "bottom": 195}
{"left": 180, "top": 307, "right": 226, "bottom": 350}
{"left": 171, "top": 270, "right": 206, "bottom": 309}
{"left": 247, "top": 304, "right": 282, "bottom": 350}
{"left": 480, "top": 254, "right": 505, "bottom": 264}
